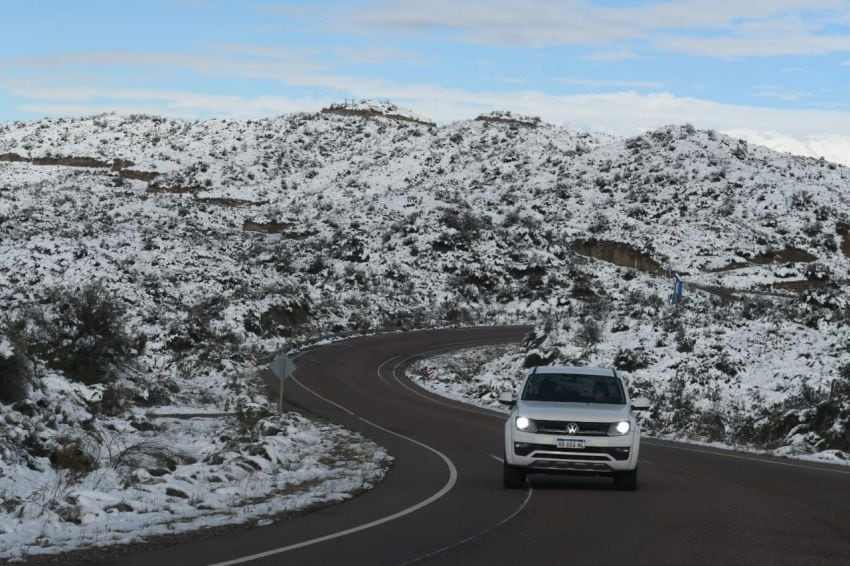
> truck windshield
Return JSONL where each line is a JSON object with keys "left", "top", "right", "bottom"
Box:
{"left": 521, "top": 373, "right": 625, "bottom": 404}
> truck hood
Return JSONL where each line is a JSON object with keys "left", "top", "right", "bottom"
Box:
{"left": 516, "top": 400, "right": 631, "bottom": 422}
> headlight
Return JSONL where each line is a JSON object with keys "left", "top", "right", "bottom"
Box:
{"left": 515, "top": 416, "right": 537, "bottom": 433}
{"left": 609, "top": 421, "right": 631, "bottom": 436}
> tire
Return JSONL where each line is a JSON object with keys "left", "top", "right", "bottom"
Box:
{"left": 503, "top": 461, "right": 527, "bottom": 489}
{"left": 614, "top": 467, "right": 638, "bottom": 491}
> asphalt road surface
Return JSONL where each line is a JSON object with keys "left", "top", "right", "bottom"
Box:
{"left": 93, "top": 326, "right": 850, "bottom": 566}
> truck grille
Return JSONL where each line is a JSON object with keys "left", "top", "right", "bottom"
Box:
{"left": 536, "top": 420, "right": 611, "bottom": 436}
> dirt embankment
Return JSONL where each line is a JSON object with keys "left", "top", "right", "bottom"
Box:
{"left": 195, "top": 197, "right": 261, "bottom": 208}
{"left": 111, "top": 159, "right": 135, "bottom": 171}
{"left": 475, "top": 116, "right": 539, "bottom": 128}
{"left": 120, "top": 169, "right": 159, "bottom": 181}
{"left": 242, "top": 221, "right": 314, "bottom": 239}
{"left": 31, "top": 156, "right": 110, "bottom": 168}
{"left": 1, "top": 153, "right": 111, "bottom": 168}
{"left": 146, "top": 184, "right": 204, "bottom": 194}
{"left": 0, "top": 153, "right": 28, "bottom": 163}
{"left": 320, "top": 107, "right": 435, "bottom": 127}
{"left": 243, "top": 221, "right": 292, "bottom": 234}
{"left": 750, "top": 247, "right": 817, "bottom": 264}
{"left": 0, "top": 154, "right": 151, "bottom": 175}
{"left": 764, "top": 280, "right": 833, "bottom": 293}
{"left": 572, "top": 239, "right": 663, "bottom": 273}
{"left": 711, "top": 247, "right": 818, "bottom": 272}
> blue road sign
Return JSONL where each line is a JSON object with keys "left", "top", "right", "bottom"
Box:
{"left": 672, "top": 274, "right": 684, "bottom": 303}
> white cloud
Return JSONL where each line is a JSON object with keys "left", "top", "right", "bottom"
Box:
{"left": 560, "top": 78, "right": 663, "bottom": 89}
{"left": 11, "top": 87, "right": 333, "bottom": 119}
{"left": 751, "top": 85, "right": 810, "bottom": 101}
{"left": 658, "top": 31, "right": 850, "bottom": 57}
{"left": 328, "top": 0, "right": 850, "bottom": 57}
{"left": 579, "top": 49, "right": 637, "bottom": 61}
{"left": 725, "top": 128, "right": 850, "bottom": 166}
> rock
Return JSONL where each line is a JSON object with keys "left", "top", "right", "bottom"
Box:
{"left": 165, "top": 487, "right": 189, "bottom": 499}
{"left": 11, "top": 400, "right": 38, "bottom": 417}
{"left": 105, "top": 501, "right": 134, "bottom": 513}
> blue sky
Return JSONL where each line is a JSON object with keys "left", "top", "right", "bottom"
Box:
{"left": 2, "top": 1, "right": 850, "bottom": 149}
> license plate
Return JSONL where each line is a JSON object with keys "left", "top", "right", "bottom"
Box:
{"left": 556, "top": 438, "right": 585, "bottom": 449}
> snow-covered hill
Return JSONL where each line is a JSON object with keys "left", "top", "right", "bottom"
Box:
{"left": 1, "top": 101, "right": 849, "bottom": 556}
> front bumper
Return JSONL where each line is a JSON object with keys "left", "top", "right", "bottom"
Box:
{"left": 505, "top": 430, "right": 639, "bottom": 472}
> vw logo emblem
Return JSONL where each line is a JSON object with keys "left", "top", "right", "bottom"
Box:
{"left": 566, "top": 423, "right": 579, "bottom": 435}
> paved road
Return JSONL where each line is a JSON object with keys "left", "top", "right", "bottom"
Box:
{"left": 95, "top": 326, "right": 850, "bottom": 566}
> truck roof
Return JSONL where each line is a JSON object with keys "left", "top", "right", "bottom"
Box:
{"left": 528, "top": 366, "right": 616, "bottom": 377}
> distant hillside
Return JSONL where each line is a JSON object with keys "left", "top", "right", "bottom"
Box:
{"left": 1, "top": 102, "right": 849, "bottom": 481}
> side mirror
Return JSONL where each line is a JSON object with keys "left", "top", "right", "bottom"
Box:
{"left": 498, "top": 392, "right": 516, "bottom": 406}
{"left": 631, "top": 397, "right": 651, "bottom": 411}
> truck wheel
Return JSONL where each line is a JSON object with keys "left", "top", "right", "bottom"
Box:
{"left": 614, "top": 467, "right": 638, "bottom": 491}
{"left": 503, "top": 461, "right": 527, "bottom": 489}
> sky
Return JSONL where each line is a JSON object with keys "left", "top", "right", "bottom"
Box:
{"left": 2, "top": 1, "right": 850, "bottom": 162}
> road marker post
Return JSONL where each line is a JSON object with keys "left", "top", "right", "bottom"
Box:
{"left": 672, "top": 273, "right": 684, "bottom": 304}
{"left": 269, "top": 352, "right": 297, "bottom": 413}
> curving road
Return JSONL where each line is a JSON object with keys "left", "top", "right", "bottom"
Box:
{"left": 95, "top": 326, "right": 850, "bottom": 566}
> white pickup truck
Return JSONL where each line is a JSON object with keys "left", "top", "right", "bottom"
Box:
{"left": 499, "top": 366, "right": 650, "bottom": 490}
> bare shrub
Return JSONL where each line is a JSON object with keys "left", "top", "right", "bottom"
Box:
{"left": 50, "top": 436, "right": 98, "bottom": 474}
{"left": 52, "top": 427, "right": 185, "bottom": 474}
{"left": 675, "top": 328, "right": 695, "bottom": 352}
{"left": 576, "top": 319, "right": 602, "bottom": 347}
{"left": 234, "top": 399, "right": 273, "bottom": 441}
{"left": 0, "top": 337, "right": 31, "bottom": 404}
{"left": 613, "top": 347, "right": 652, "bottom": 371}
{"left": 32, "top": 283, "right": 133, "bottom": 385}
{"left": 587, "top": 212, "right": 610, "bottom": 234}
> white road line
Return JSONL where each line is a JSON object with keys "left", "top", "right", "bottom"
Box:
{"left": 403, "top": 487, "right": 534, "bottom": 565}
{"left": 643, "top": 441, "right": 850, "bottom": 476}
{"left": 388, "top": 340, "right": 516, "bottom": 420}
{"left": 289, "top": 375, "right": 354, "bottom": 416}
{"left": 376, "top": 354, "right": 401, "bottom": 387}
{"left": 486, "top": 453, "right": 505, "bottom": 463}
{"left": 210, "top": 356, "right": 460, "bottom": 566}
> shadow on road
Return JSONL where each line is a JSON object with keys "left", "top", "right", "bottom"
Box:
{"left": 526, "top": 474, "right": 618, "bottom": 490}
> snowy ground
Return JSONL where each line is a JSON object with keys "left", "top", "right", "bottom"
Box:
{"left": 0, "top": 372, "right": 391, "bottom": 561}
